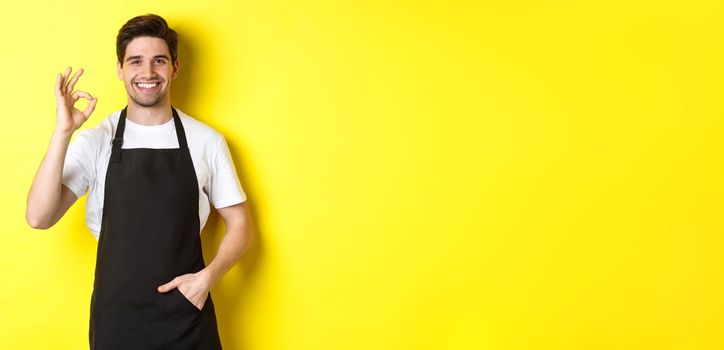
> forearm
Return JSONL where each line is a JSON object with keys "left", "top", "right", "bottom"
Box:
{"left": 204, "top": 219, "right": 253, "bottom": 288}
{"left": 26, "top": 130, "right": 73, "bottom": 228}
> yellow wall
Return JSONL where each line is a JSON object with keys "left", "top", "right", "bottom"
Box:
{"left": 2, "top": 0, "right": 723, "bottom": 349}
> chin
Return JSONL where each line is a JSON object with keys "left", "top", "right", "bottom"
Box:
{"left": 130, "top": 93, "right": 168, "bottom": 107}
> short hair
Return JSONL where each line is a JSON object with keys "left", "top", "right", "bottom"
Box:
{"left": 116, "top": 13, "right": 178, "bottom": 67}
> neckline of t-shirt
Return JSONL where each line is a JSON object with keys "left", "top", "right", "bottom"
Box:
{"left": 121, "top": 113, "right": 176, "bottom": 133}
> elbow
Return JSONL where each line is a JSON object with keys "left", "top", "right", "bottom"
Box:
{"left": 27, "top": 219, "right": 51, "bottom": 230}
{"left": 25, "top": 209, "right": 52, "bottom": 230}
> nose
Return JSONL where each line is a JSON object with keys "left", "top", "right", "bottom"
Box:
{"left": 141, "top": 61, "right": 156, "bottom": 79}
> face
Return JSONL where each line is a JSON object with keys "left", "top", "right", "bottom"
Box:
{"left": 117, "top": 36, "right": 179, "bottom": 108}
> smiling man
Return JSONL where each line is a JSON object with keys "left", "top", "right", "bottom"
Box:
{"left": 26, "top": 14, "right": 253, "bottom": 349}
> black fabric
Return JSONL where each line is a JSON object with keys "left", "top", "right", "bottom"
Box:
{"left": 89, "top": 106, "right": 222, "bottom": 349}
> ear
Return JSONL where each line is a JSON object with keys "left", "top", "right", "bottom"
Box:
{"left": 171, "top": 58, "right": 180, "bottom": 80}
{"left": 117, "top": 61, "right": 123, "bottom": 81}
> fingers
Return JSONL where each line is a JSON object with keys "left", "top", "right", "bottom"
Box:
{"left": 157, "top": 278, "right": 180, "bottom": 293}
{"left": 66, "top": 68, "right": 84, "bottom": 93}
{"left": 60, "top": 66, "right": 71, "bottom": 95}
{"left": 83, "top": 96, "right": 97, "bottom": 118}
{"left": 71, "top": 90, "right": 93, "bottom": 101}
{"left": 70, "top": 90, "right": 97, "bottom": 118}
{"left": 54, "top": 73, "right": 62, "bottom": 98}
{"left": 58, "top": 66, "right": 86, "bottom": 96}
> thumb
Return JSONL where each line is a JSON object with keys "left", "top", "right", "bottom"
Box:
{"left": 83, "top": 97, "right": 97, "bottom": 118}
{"left": 157, "top": 278, "right": 179, "bottom": 293}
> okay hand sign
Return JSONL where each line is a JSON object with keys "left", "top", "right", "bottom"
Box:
{"left": 54, "top": 66, "right": 97, "bottom": 134}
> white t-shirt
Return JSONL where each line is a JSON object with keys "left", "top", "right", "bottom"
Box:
{"left": 62, "top": 108, "right": 247, "bottom": 240}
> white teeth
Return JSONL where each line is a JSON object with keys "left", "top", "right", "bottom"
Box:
{"left": 136, "top": 82, "right": 158, "bottom": 89}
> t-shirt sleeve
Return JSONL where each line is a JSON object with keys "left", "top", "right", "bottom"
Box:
{"left": 208, "top": 135, "right": 247, "bottom": 209}
{"left": 62, "top": 130, "right": 97, "bottom": 198}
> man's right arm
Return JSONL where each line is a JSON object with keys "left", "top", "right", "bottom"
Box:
{"left": 26, "top": 67, "right": 97, "bottom": 229}
{"left": 26, "top": 131, "right": 79, "bottom": 229}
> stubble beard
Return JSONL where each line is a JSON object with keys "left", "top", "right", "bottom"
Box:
{"left": 129, "top": 83, "right": 169, "bottom": 107}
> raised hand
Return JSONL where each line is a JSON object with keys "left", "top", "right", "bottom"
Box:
{"left": 54, "top": 66, "right": 97, "bottom": 134}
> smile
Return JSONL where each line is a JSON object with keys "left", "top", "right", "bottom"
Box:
{"left": 135, "top": 82, "right": 161, "bottom": 91}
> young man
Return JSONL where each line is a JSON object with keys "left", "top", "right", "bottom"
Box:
{"left": 26, "top": 14, "right": 253, "bottom": 349}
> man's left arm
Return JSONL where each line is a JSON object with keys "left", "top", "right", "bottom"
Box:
{"left": 205, "top": 201, "right": 254, "bottom": 285}
{"left": 157, "top": 201, "right": 254, "bottom": 309}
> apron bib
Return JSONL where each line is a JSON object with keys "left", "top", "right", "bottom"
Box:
{"left": 88, "top": 106, "right": 222, "bottom": 349}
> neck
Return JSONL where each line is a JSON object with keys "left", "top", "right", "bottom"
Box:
{"left": 125, "top": 99, "right": 173, "bottom": 126}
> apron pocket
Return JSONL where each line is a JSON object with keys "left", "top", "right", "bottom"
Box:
{"left": 165, "top": 287, "right": 204, "bottom": 314}
{"left": 152, "top": 286, "right": 204, "bottom": 344}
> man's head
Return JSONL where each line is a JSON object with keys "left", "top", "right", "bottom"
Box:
{"left": 116, "top": 14, "right": 178, "bottom": 67}
{"left": 116, "top": 14, "right": 179, "bottom": 108}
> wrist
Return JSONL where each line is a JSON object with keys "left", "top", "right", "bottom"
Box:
{"left": 200, "top": 264, "right": 223, "bottom": 289}
{"left": 52, "top": 128, "right": 73, "bottom": 140}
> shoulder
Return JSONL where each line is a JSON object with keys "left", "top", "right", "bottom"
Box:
{"left": 72, "top": 110, "right": 120, "bottom": 148}
{"left": 177, "top": 109, "right": 226, "bottom": 146}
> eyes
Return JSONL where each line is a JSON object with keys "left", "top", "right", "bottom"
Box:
{"left": 129, "top": 58, "right": 167, "bottom": 65}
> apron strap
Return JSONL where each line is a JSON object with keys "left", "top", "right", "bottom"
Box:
{"left": 171, "top": 107, "right": 189, "bottom": 149}
{"left": 110, "top": 106, "right": 188, "bottom": 163}
{"left": 110, "top": 107, "right": 128, "bottom": 163}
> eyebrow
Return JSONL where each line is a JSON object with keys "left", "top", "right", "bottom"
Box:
{"left": 125, "top": 54, "right": 170, "bottom": 62}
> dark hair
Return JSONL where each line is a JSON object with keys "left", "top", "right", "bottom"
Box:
{"left": 116, "top": 14, "right": 178, "bottom": 67}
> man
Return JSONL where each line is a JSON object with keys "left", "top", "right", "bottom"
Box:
{"left": 25, "top": 13, "right": 253, "bottom": 349}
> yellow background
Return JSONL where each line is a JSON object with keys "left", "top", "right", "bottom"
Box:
{"left": 1, "top": 0, "right": 723, "bottom": 349}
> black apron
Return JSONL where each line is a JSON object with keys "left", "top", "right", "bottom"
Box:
{"left": 88, "top": 106, "right": 223, "bottom": 349}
